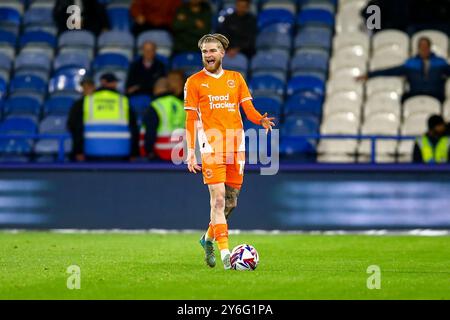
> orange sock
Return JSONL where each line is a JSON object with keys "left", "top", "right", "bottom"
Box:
{"left": 205, "top": 223, "right": 214, "bottom": 241}
{"left": 214, "top": 223, "right": 229, "bottom": 251}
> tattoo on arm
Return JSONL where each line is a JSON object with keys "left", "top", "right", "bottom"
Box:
{"left": 224, "top": 185, "right": 240, "bottom": 220}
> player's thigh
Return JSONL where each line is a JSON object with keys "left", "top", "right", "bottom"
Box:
{"left": 225, "top": 152, "right": 245, "bottom": 188}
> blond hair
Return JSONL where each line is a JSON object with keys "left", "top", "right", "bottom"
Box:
{"left": 198, "top": 33, "right": 230, "bottom": 51}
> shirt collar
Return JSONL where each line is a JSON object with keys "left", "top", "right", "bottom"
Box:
{"left": 203, "top": 68, "right": 225, "bottom": 79}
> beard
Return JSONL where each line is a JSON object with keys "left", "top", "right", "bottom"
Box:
{"left": 203, "top": 58, "right": 222, "bottom": 73}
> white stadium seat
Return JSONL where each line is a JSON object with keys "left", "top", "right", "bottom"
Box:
{"left": 369, "top": 52, "right": 405, "bottom": 70}
{"left": 321, "top": 112, "right": 360, "bottom": 135}
{"left": 372, "top": 29, "right": 410, "bottom": 57}
{"left": 334, "top": 45, "right": 369, "bottom": 61}
{"left": 365, "top": 77, "right": 404, "bottom": 98}
{"left": 317, "top": 153, "right": 356, "bottom": 163}
{"left": 364, "top": 94, "right": 401, "bottom": 119}
{"left": 411, "top": 30, "right": 449, "bottom": 58}
{"left": 446, "top": 78, "right": 450, "bottom": 99}
{"left": 401, "top": 112, "right": 430, "bottom": 135}
{"left": 403, "top": 95, "right": 441, "bottom": 119}
{"left": 326, "top": 77, "right": 364, "bottom": 98}
{"left": 330, "top": 56, "right": 367, "bottom": 78}
{"left": 317, "top": 139, "right": 358, "bottom": 154}
{"left": 333, "top": 32, "right": 370, "bottom": 53}
{"left": 323, "top": 96, "right": 362, "bottom": 118}
{"left": 443, "top": 100, "right": 450, "bottom": 121}
{"left": 358, "top": 113, "right": 399, "bottom": 156}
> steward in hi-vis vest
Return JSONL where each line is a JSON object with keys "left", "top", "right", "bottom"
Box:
{"left": 413, "top": 115, "right": 450, "bottom": 163}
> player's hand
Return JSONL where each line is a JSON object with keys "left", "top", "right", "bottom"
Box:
{"left": 187, "top": 149, "right": 201, "bottom": 173}
{"left": 260, "top": 113, "right": 275, "bottom": 134}
{"left": 355, "top": 74, "right": 368, "bottom": 82}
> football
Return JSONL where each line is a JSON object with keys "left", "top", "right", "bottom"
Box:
{"left": 230, "top": 244, "right": 259, "bottom": 271}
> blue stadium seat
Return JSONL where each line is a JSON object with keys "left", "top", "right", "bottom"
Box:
{"left": 252, "top": 97, "right": 282, "bottom": 118}
{"left": 0, "top": 116, "right": 37, "bottom": 156}
{"left": 282, "top": 115, "right": 319, "bottom": 136}
{"left": 2, "top": 96, "right": 42, "bottom": 117}
{"left": 0, "top": 78, "right": 6, "bottom": 100}
{"left": 54, "top": 52, "right": 91, "bottom": 73}
{"left": 23, "top": 7, "right": 54, "bottom": 29}
{"left": 34, "top": 115, "right": 72, "bottom": 155}
{"left": 294, "top": 26, "right": 332, "bottom": 51}
{"left": 0, "top": 117, "right": 37, "bottom": 135}
{"left": 249, "top": 75, "right": 285, "bottom": 98}
{"left": 93, "top": 53, "right": 129, "bottom": 72}
{"left": 291, "top": 49, "right": 329, "bottom": 73}
{"left": 98, "top": 30, "right": 134, "bottom": 49}
{"left": 222, "top": 53, "right": 248, "bottom": 76}
{"left": 0, "top": 52, "right": 12, "bottom": 73}
{"left": 14, "top": 51, "right": 52, "bottom": 73}
{"left": 107, "top": 5, "right": 131, "bottom": 31}
{"left": 137, "top": 30, "right": 173, "bottom": 57}
{"left": 259, "top": 23, "right": 294, "bottom": 36}
{"left": 58, "top": 30, "right": 96, "bottom": 54}
{"left": 251, "top": 51, "right": 289, "bottom": 76}
{"left": 301, "top": 1, "right": 335, "bottom": 14}
{"left": 297, "top": 8, "right": 335, "bottom": 27}
{"left": 258, "top": 9, "right": 295, "bottom": 30}
{"left": 287, "top": 75, "right": 325, "bottom": 96}
{"left": 0, "top": 7, "right": 21, "bottom": 34}
{"left": 19, "top": 30, "right": 57, "bottom": 49}
{"left": 44, "top": 96, "right": 77, "bottom": 115}
{"left": 279, "top": 136, "right": 317, "bottom": 160}
{"left": 0, "top": 29, "right": 16, "bottom": 47}
{"left": 129, "top": 94, "right": 152, "bottom": 117}
{"left": 256, "top": 31, "right": 292, "bottom": 51}
{"left": 9, "top": 75, "right": 47, "bottom": 95}
{"left": 284, "top": 91, "right": 323, "bottom": 116}
{"left": 171, "top": 52, "right": 202, "bottom": 76}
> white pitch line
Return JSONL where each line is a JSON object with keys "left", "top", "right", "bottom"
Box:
{"left": 0, "top": 229, "right": 449, "bottom": 236}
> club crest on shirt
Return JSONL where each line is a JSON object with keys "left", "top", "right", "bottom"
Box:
{"left": 227, "top": 80, "right": 235, "bottom": 88}
{"left": 205, "top": 169, "right": 213, "bottom": 179}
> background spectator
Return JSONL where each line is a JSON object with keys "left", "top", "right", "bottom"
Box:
{"left": 173, "top": 0, "right": 212, "bottom": 53}
{"left": 357, "top": 37, "right": 450, "bottom": 102}
{"left": 126, "top": 41, "right": 166, "bottom": 97}
{"left": 80, "top": 76, "right": 95, "bottom": 96}
{"left": 413, "top": 115, "right": 450, "bottom": 163}
{"left": 167, "top": 70, "right": 185, "bottom": 100}
{"left": 68, "top": 73, "right": 139, "bottom": 162}
{"left": 53, "top": 0, "right": 109, "bottom": 35}
{"left": 218, "top": 0, "right": 257, "bottom": 58}
{"left": 143, "top": 77, "right": 185, "bottom": 161}
{"left": 130, "top": 0, "right": 182, "bottom": 36}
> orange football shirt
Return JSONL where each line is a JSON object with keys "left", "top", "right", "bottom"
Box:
{"left": 184, "top": 68, "right": 253, "bottom": 154}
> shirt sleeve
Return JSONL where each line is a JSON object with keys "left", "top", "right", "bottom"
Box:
{"left": 237, "top": 72, "right": 252, "bottom": 105}
{"left": 183, "top": 78, "right": 199, "bottom": 111}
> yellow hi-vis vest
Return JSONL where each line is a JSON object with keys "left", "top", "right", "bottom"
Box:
{"left": 417, "top": 135, "right": 449, "bottom": 163}
{"left": 83, "top": 90, "right": 131, "bottom": 157}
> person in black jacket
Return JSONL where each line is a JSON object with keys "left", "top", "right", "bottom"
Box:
{"left": 67, "top": 74, "right": 139, "bottom": 162}
{"left": 125, "top": 41, "right": 167, "bottom": 97}
{"left": 217, "top": 0, "right": 257, "bottom": 58}
{"left": 53, "top": 0, "right": 109, "bottom": 36}
{"left": 413, "top": 115, "right": 450, "bottom": 163}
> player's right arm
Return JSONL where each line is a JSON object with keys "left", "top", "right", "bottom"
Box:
{"left": 184, "top": 78, "right": 201, "bottom": 173}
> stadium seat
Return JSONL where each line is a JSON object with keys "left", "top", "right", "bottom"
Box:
{"left": 53, "top": 52, "right": 91, "bottom": 73}
{"left": 365, "top": 77, "right": 404, "bottom": 99}
{"left": 58, "top": 30, "right": 96, "bottom": 59}
{"left": 0, "top": 52, "right": 12, "bottom": 73}
{"left": 279, "top": 136, "right": 317, "bottom": 160}
{"left": 335, "top": 4, "right": 364, "bottom": 34}
{"left": 137, "top": 30, "right": 173, "bottom": 58}
{"left": 317, "top": 138, "right": 358, "bottom": 156}
{"left": 23, "top": 7, "right": 54, "bottom": 32}
{"left": 302, "top": 1, "right": 335, "bottom": 13}
{"left": 44, "top": 96, "right": 77, "bottom": 115}
{"left": 0, "top": 6, "right": 21, "bottom": 35}
{"left": 0, "top": 78, "right": 7, "bottom": 100}
{"left": 398, "top": 112, "right": 430, "bottom": 162}
{"left": 446, "top": 79, "right": 450, "bottom": 99}
{"left": 262, "top": 0, "right": 297, "bottom": 14}
{"left": 326, "top": 78, "right": 363, "bottom": 105}
{"left": 369, "top": 52, "right": 405, "bottom": 71}
{"left": 364, "top": 94, "right": 401, "bottom": 119}
{"left": 249, "top": 75, "right": 284, "bottom": 99}
{"left": 98, "top": 30, "right": 134, "bottom": 61}
{"left": 34, "top": 115, "right": 72, "bottom": 155}
{"left": 107, "top": 4, "right": 131, "bottom": 31}
{"left": 333, "top": 31, "right": 369, "bottom": 56}
{"left": 0, "top": 29, "right": 16, "bottom": 59}
{"left": 287, "top": 75, "right": 325, "bottom": 97}
{"left": 171, "top": 52, "right": 203, "bottom": 77}
{"left": 372, "top": 29, "right": 409, "bottom": 58}
{"left": 284, "top": 91, "right": 323, "bottom": 116}
{"left": 323, "top": 95, "right": 361, "bottom": 118}
{"left": 291, "top": 49, "right": 329, "bottom": 74}
{"left": 0, "top": 116, "right": 36, "bottom": 156}
{"left": 251, "top": 51, "right": 289, "bottom": 79}
{"left": 49, "top": 69, "right": 85, "bottom": 94}
{"left": 294, "top": 26, "right": 332, "bottom": 52}
{"left": 256, "top": 31, "right": 292, "bottom": 52}
{"left": 252, "top": 97, "right": 282, "bottom": 118}
{"left": 14, "top": 51, "right": 52, "bottom": 74}
{"left": 411, "top": 30, "right": 449, "bottom": 58}
{"left": 19, "top": 30, "right": 57, "bottom": 49}
{"left": 9, "top": 74, "right": 47, "bottom": 95}
{"left": 443, "top": 100, "right": 450, "bottom": 121}
{"left": 282, "top": 115, "right": 319, "bottom": 136}
{"left": 403, "top": 96, "right": 441, "bottom": 119}
{"left": 320, "top": 112, "right": 359, "bottom": 134}
{"left": 358, "top": 113, "right": 399, "bottom": 158}
{"left": 297, "top": 8, "right": 335, "bottom": 28}
{"left": 222, "top": 53, "right": 248, "bottom": 77}
{"left": 257, "top": 9, "right": 295, "bottom": 30}
{"left": 93, "top": 53, "right": 129, "bottom": 72}
{"left": 2, "top": 96, "right": 42, "bottom": 117}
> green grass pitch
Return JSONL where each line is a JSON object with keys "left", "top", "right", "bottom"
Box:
{"left": 1, "top": 232, "right": 449, "bottom": 299}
